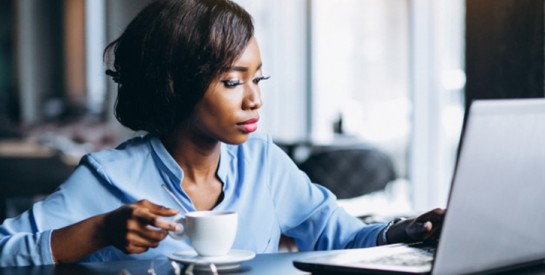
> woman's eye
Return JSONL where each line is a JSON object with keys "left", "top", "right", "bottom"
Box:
{"left": 253, "top": 76, "right": 270, "bottom": 84}
{"left": 221, "top": 76, "right": 270, "bottom": 87}
{"left": 221, "top": 79, "right": 243, "bottom": 88}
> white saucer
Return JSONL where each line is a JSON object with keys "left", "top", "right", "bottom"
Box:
{"left": 169, "top": 249, "right": 256, "bottom": 270}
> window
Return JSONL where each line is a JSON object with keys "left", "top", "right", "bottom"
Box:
{"left": 238, "top": 0, "right": 466, "bottom": 210}
{"left": 311, "top": 0, "right": 410, "bottom": 177}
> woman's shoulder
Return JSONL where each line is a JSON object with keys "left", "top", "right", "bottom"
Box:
{"left": 81, "top": 135, "right": 152, "bottom": 167}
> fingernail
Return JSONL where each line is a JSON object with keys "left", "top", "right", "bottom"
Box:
{"left": 173, "top": 223, "right": 181, "bottom": 232}
{"left": 425, "top": 221, "right": 432, "bottom": 231}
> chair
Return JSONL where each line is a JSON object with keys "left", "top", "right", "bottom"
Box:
{"left": 297, "top": 146, "right": 397, "bottom": 199}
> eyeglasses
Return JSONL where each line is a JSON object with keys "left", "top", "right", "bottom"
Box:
{"left": 183, "top": 261, "right": 219, "bottom": 275}
{"left": 119, "top": 257, "right": 218, "bottom": 275}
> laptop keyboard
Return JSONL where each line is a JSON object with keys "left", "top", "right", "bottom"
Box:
{"left": 357, "top": 246, "right": 436, "bottom": 267}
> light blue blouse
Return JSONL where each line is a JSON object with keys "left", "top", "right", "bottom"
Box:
{"left": 0, "top": 133, "right": 385, "bottom": 266}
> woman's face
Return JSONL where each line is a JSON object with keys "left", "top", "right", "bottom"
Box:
{"left": 190, "top": 37, "right": 266, "bottom": 145}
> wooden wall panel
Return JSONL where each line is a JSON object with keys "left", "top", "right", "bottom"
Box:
{"left": 465, "top": 0, "right": 545, "bottom": 110}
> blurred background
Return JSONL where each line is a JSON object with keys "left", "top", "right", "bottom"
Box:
{"left": 1, "top": 0, "right": 543, "bottom": 221}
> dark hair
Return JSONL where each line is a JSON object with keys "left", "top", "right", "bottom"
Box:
{"left": 104, "top": 0, "right": 254, "bottom": 137}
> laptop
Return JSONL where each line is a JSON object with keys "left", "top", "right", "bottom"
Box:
{"left": 294, "top": 98, "right": 545, "bottom": 275}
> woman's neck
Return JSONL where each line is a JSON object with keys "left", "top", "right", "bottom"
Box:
{"left": 161, "top": 125, "right": 221, "bottom": 184}
{"left": 161, "top": 127, "right": 224, "bottom": 210}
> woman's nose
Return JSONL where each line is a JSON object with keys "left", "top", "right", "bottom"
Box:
{"left": 243, "top": 85, "right": 263, "bottom": 110}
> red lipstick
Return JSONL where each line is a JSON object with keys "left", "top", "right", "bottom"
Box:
{"left": 238, "top": 117, "right": 259, "bottom": 133}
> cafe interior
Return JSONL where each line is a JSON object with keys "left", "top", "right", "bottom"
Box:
{"left": 0, "top": 0, "right": 542, "bottom": 232}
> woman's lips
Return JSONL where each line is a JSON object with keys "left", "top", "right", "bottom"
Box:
{"left": 238, "top": 118, "right": 259, "bottom": 133}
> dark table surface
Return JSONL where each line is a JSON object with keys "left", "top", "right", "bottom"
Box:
{"left": 0, "top": 252, "right": 314, "bottom": 275}
{"left": 1, "top": 250, "right": 545, "bottom": 275}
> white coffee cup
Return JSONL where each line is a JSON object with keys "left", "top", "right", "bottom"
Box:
{"left": 169, "top": 210, "right": 238, "bottom": 257}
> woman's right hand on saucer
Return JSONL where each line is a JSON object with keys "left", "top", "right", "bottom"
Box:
{"left": 103, "top": 199, "right": 181, "bottom": 254}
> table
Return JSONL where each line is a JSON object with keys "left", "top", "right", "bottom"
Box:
{"left": 1, "top": 251, "right": 545, "bottom": 275}
{"left": 0, "top": 252, "right": 314, "bottom": 275}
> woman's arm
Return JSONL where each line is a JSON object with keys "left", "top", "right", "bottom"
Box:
{"left": 263, "top": 138, "right": 383, "bottom": 250}
{"left": 0, "top": 160, "right": 180, "bottom": 266}
{"left": 51, "top": 199, "right": 180, "bottom": 264}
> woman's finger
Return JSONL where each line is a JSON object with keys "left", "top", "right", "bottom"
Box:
{"left": 416, "top": 208, "right": 445, "bottom": 223}
{"left": 124, "top": 241, "right": 151, "bottom": 254}
{"left": 127, "top": 215, "right": 171, "bottom": 240}
{"left": 126, "top": 222, "right": 163, "bottom": 244}
{"left": 138, "top": 199, "right": 179, "bottom": 216}
{"left": 127, "top": 231, "right": 162, "bottom": 249}
{"left": 133, "top": 208, "right": 180, "bottom": 232}
{"left": 154, "top": 217, "right": 181, "bottom": 232}
{"left": 407, "top": 221, "right": 429, "bottom": 239}
{"left": 139, "top": 225, "right": 170, "bottom": 243}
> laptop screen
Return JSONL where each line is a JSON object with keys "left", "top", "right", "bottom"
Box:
{"left": 433, "top": 99, "right": 545, "bottom": 274}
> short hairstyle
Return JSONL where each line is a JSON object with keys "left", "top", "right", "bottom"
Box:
{"left": 104, "top": 0, "right": 254, "bottom": 137}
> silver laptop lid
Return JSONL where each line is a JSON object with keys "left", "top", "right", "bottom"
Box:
{"left": 433, "top": 99, "right": 545, "bottom": 275}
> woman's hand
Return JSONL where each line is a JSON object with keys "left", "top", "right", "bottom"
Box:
{"left": 103, "top": 199, "right": 181, "bottom": 254}
{"left": 384, "top": 208, "right": 446, "bottom": 245}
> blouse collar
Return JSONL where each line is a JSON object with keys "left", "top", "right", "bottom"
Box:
{"left": 148, "top": 134, "right": 231, "bottom": 193}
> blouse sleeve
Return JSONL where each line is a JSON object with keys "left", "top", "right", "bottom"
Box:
{"left": 0, "top": 163, "right": 118, "bottom": 267}
{"left": 265, "top": 138, "right": 385, "bottom": 251}
{"left": 0, "top": 223, "right": 55, "bottom": 266}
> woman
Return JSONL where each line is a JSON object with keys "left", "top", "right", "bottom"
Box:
{"left": 0, "top": 0, "right": 444, "bottom": 266}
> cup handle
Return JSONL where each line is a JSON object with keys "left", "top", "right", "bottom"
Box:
{"left": 168, "top": 215, "right": 186, "bottom": 240}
